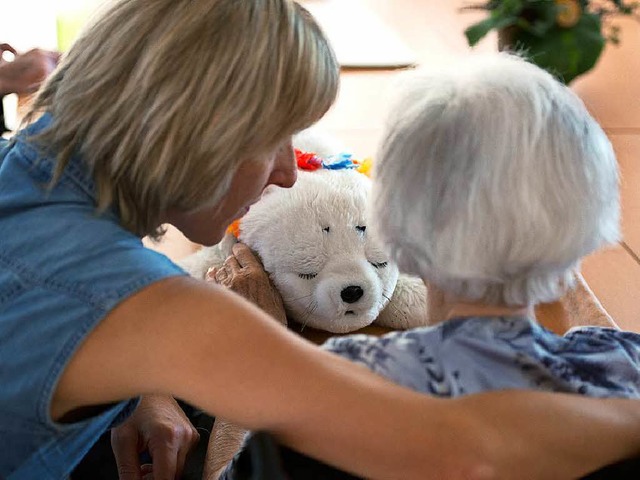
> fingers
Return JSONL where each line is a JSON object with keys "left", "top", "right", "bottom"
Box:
{"left": 231, "top": 242, "right": 261, "bottom": 269}
{"left": 223, "top": 254, "right": 242, "bottom": 273}
{"left": 147, "top": 424, "right": 200, "bottom": 480}
{"left": 25, "top": 48, "right": 60, "bottom": 64}
{"left": 205, "top": 266, "right": 217, "bottom": 282}
{"left": 208, "top": 244, "right": 251, "bottom": 283}
{"left": 141, "top": 464, "right": 153, "bottom": 480}
{"left": 205, "top": 265, "right": 232, "bottom": 286}
{"left": 206, "top": 243, "right": 266, "bottom": 290}
{"left": 175, "top": 441, "right": 193, "bottom": 480}
{"left": 0, "top": 43, "right": 17, "bottom": 55}
{"left": 46, "top": 50, "right": 61, "bottom": 62}
{"left": 111, "top": 426, "right": 142, "bottom": 480}
{"left": 148, "top": 439, "right": 179, "bottom": 480}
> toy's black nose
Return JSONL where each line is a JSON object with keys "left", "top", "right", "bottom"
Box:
{"left": 341, "top": 285, "right": 364, "bottom": 304}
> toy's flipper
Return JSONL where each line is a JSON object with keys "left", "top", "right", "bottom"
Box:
{"left": 375, "top": 274, "right": 429, "bottom": 329}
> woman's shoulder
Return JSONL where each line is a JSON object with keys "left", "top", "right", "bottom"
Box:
{"left": 4, "top": 114, "right": 96, "bottom": 201}
{"left": 0, "top": 208, "right": 186, "bottom": 314}
{"left": 1, "top": 117, "right": 186, "bottom": 308}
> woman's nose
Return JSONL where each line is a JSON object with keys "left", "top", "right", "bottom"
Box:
{"left": 269, "top": 141, "right": 297, "bottom": 188}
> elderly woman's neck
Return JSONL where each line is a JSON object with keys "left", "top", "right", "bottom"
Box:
{"left": 426, "top": 283, "right": 534, "bottom": 324}
{"left": 446, "top": 302, "right": 534, "bottom": 320}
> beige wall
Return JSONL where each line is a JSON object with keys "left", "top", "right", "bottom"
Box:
{"left": 573, "top": 18, "right": 640, "bottom": 255}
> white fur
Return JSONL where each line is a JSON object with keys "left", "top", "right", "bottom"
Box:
{"left": 243, "top": 170, "right": 399, "bottom": 332}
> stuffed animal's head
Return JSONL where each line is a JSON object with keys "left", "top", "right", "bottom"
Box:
{"left": 237, "top": 169, "right": 399, "bottom": 333}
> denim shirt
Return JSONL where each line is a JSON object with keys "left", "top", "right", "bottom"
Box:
{"left": 0, "top": 115, "right": 186, "bottom": 479}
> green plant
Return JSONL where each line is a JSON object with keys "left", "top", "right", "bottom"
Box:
{"left": 463, "top": 0, "right": 640, "bottom": 83}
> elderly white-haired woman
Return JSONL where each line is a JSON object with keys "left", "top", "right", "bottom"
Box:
{"left": 1, "top": 1, "right": 640, "bottom": 478}
{"left": 315, "top": 52, "right": 640, "bottom": 474}
{"left": 218, "top": 53, "right": 640, "bottom": 480}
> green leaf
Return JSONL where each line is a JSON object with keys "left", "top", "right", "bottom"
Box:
{"left": 507, "top": 13, "right": 605, "bottom": 83}
{"left": 465, "top": 15, "right": 518, "bottom": 46}
{"left": 525, "top": 1, "right": 559, "bottom": 36}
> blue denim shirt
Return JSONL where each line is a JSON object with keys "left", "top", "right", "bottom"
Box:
{"left": 0, "top": 115, "right": 186, "bottom": 478}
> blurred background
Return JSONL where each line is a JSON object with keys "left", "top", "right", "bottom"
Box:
{"left": 1, "top": 0, "right": 638, "bottom": 328}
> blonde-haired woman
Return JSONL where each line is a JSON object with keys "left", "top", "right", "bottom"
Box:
{"left": 1, "top": 1, "right": 640, "bottom": 479}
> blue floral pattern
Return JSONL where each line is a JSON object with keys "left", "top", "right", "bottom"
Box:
{"left": 322, "top": 316, "right": 640, "bottom": 398}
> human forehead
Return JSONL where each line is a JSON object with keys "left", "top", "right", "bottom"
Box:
{"left": 239, "top": 136, "right": 293, "bottom": 163}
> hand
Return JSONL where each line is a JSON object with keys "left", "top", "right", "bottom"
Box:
{"left": 0, "top": 44, "right": 17, "bottom": 57}
{"left": 111, "top": 394, "right": 200, "bottom": 480}
{"left": 206, "top": 243, "right": 287, "bottom": 326}
{"left": 0, "top": 46, "right": 60, "bottom": 95}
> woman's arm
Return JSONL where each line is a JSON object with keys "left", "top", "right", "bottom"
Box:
{"left": 451, "top": 390, "right": 640, "bottom": 479}
{"left": 52, "top": 274, "right": 640, "bottom": 480}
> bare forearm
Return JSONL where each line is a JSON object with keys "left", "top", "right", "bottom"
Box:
{"left": 454, "top": 390, "right": 640, "bottom": 479}
{"left": 275, "top": 388, "right": 640, "bottom": 480}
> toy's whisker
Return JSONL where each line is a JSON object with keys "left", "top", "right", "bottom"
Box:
{"left": 282, "top": 293, "right": 314, "bottom": 303}
{"left": 299, "top": 301, "right": 318, "bottom": 332}
{"left": 382, "top": 292, "right": 401, "bottom": 316}
{"left": 300, "top": 304, "right": 317, "bottom": 332}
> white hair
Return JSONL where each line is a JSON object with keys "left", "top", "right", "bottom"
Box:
{"left": 372, "top": 53, "right": 620, "bottom": 306}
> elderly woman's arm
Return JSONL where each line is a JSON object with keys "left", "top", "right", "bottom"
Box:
{"left": 52, "top": 265, "right": 640, "bottom": 480}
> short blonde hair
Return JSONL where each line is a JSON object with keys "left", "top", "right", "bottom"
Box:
{"left": 26, "top": 0, "right": 339, "bottom": 238}
{"left": 373, "top": 53, "right": 620, "bottom": 306}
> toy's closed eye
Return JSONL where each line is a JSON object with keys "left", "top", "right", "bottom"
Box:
{"left": 298, "top": 273, "right": 318, "bottom": 280}
{"left": 370, "top": 261, "right": 388, "bottom": 269}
